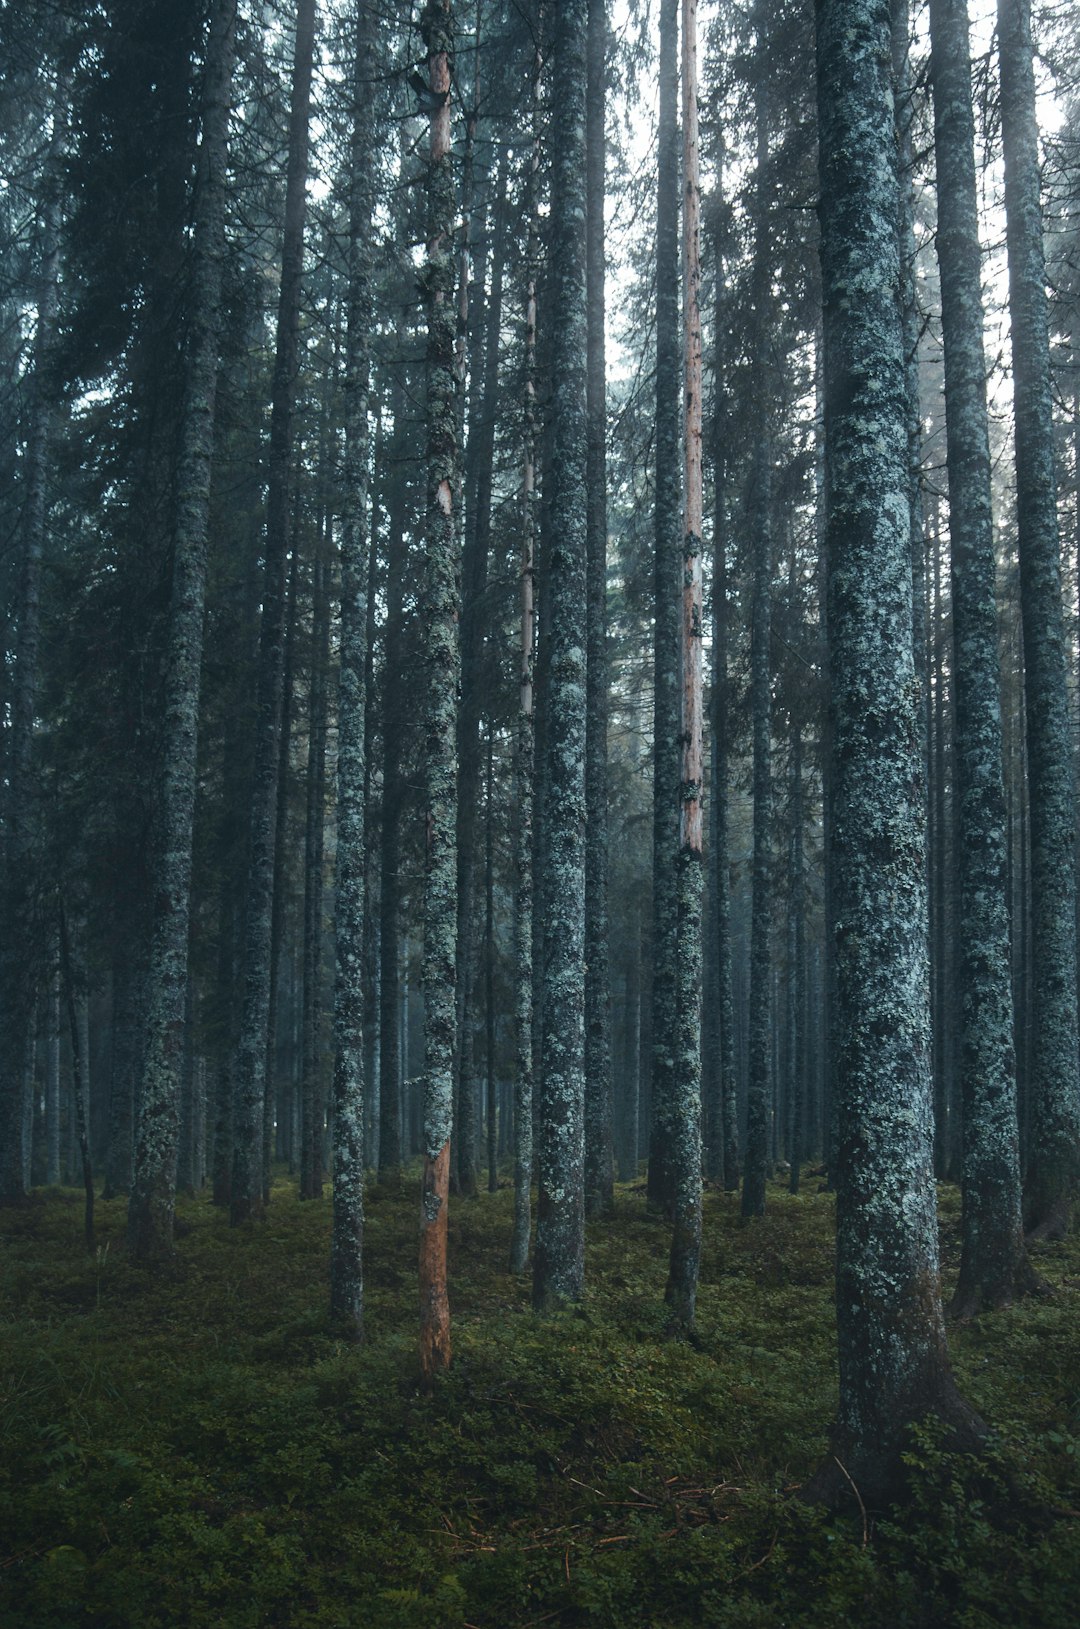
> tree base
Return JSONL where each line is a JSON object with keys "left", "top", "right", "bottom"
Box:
{"left": 801, "top": 1376, "right": 988, "bottom": 1512}
{"left": 949, "top": 1252, "right": 1050, "bottom": 1320}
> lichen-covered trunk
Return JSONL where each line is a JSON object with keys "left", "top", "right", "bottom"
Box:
{"left": 456, "top": 153, "right": 509, "bottom": 1201}
{"left": 584, "top": 0, "right": 613, "bottom": 1221}
{"left": 928, "top": 505, "right": 954, "bottom": 1174}
{"left": 231, "top": 0, "right": 317, "bottom": 1225}
{"left": 787, "top": 722, "right": 805, "bottom": 1195}
{"left": 484, "top": 732, "right": 498, "bottom": 1192}
{"left": 510, "top": 61, "right": 541, "bottom": 1272}
{"left": 265, "top": 546, "right": 300, "bottom": 1186}
{"left": 647, "top": 0, "right": 682, "bottom": 1220}
{"left": 997, "top": 0, "right": 1080, "bottom": 1238}
{"left": 928, "top": 0, "right": 1034, "bottom": 1311}
{"left": 330, "top": 0, "right": 375, "bottom": 1337}
{"left": 418, "top": 0, "right": 459, "bottom": 1382}
{"left": 45, "top": 961, "right": 60, "bottom": 1188}
{"left": 809, "top": 0, "right": 984, "bottom": 1506}
{"left": 742, "top": 32, "right": 773, "bottom": 1221}
{"left": 710, "top": 215, "right": 739, "bottom": 1193}
{"left": 666, "top": 0, "right": 704, "bottom": 1331}
{"left": 300, "top": 547, "right": 330, "bottom": 1201}
{"left": 532, "top": 0, "right": 589, "bottom": 1313}
{"left": 59, "top": 904, "right": 94, "bottom": 1253}
{"left": 0, "top": 59, "right": 66, "bottom": 1206}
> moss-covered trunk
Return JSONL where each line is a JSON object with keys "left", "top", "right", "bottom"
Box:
{"left": 810, "top": 0, "right": 984, "bottom": 1506}
{"left": 128, "top": 0, "right": 235, "bottom": 1259}
{"left": 418, "top": 0, "right": 460, "bottom": 1381}
{"left": 231, "top": 0, "right": 317, "bottom": 1225}
{"left": 928, "top": 0, "right": 1035, "bottom": 1311}
{"left": 997, "top": 0, "right": 1080, "bottom": 1239}
{"left": 647, "top": 0, "right": 682, "bottom": 1221}
{"left": 330, "top": 0, "right": 376, "bottom": 1337}
{"left": 532, "top": 0, "right": 589, "bottom": 1313}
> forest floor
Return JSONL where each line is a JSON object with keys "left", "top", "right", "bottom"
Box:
{"left": 1, "top": 1173, "right": 1079, "bottom": 1628}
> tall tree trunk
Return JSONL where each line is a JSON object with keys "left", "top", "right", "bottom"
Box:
{"left": 266, "top": 544, "right": 301, "bottom": 1185}
{"left": 997, "top": 0, "right": 1080, "bottom": 1238}
{"left": 533, "top": 0, "right": 589, "bottom": 1313}
{"left": 60, "top": 904, "right": 94, "bottom": 1253}
{"left": 299, "top": 544, "right": 330, "bottom": 1200}
{"left": 128, "top": 0, "right": 235, "bottom": 1258}
{"left": 666, "top": 0, "right": 704, "bottom": 1331}
{"left": 485, "top": 727, "right": 498, "bottom": 1193}
{"left": 647, "top": 0, "right": 681, "bottom": 1219}
{"left": 418, "top": 0, "right": 459, "bottom": 1383}
{"left": 0, "top": 52, "right": 66, "bottom": 1206}
{"left": 377, "top": 381, "right": 409, "bottom": 1187}
{"left": 330, "top": 0, "right": 375, "bottom": 1336}
{"left": 742, "top": 26, "right": 773, "bottom": 1220}
{"left": 711, "top": 208, "right": 739, "bottom": 1194}
{"left": 584, "top": 0, "right": 614, "bottom": 1220}
{"left": 456, "top": 152, "right": 509, "bottom": 1200}
{"left": 231, "top": 0, "right": 318, "bottom": 1224}
{"left": 510, "top": 49, "right": 541, "bottom": 1273}
{"left": 787, "top": 720, "right": 805, "bottom": 1194}
{"left": 928, "top": 0, "right": 1036, "bottom": 1311}
{"left": 806, "top": 0, "right": 984, "bottom": 1508}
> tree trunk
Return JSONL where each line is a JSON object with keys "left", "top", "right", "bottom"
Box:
{"left": 742, "top": 26, "right": 773, "bottom": 1220}
{"left": 666, "top": 0, "right": 704, "bottom": 1331}
{"left": 807, "top": 0, "right": 984, "bottom": 1508}
{"left": 928, "top": 0, "right": 1036, "bottom": 1312}
{"left": 584, "top": 0, "right": 614, "bottom": 1221}
{"left": 647, "top": 0, "right": 681, "bottom": 1220}
{"left": 299, "top": 543, "right": 330, "bottom": 1200}
{"left": 231, "top": 0, "right": 318, "bottom": 1224}
{"left": 418, "top": 0, "right": 459, "bottom": 1383}
{"left": 0, "top": 52, "right": 66, "bottom": 1206}
{"left": 510, "top": 48, "right": 541, "bottom": 1273}
{"left": 998, "top": 0, "right": 1080, "bottom": 1238}
{"left": 330, "top": 0, "right": 375, "bottom": 1337}
{"left": 533, "top": 0, "right": 589, "bottom": 1313}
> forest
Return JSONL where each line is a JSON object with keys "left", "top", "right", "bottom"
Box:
{"left": 2, "top": 0, "right": 1080, "bottom": 1622}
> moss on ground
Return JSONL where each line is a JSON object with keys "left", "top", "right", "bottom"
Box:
{"left": 1, "top": 1173, "right": 1078, "bottom": 1626}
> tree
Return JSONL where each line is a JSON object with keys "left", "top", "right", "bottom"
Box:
{"left": 647, "top": 0, "right": 681, "bottom": 1220}
{"left": 665, "top": 0, "right": 704, "bottom": 1330}
{"left": 509, "top": 32, "right": 543, "bottom": 1277}
{"left": 0, "top": 26, "right": 66, "bottom": 1206}
{"left": 128, "top": 0, "right": 236, "bottom": 1261}
{"left": 807, "top": 0, "right": 984, "bottom": 1505}
{"left": 533, "top": 0, "right": 590, "bottom": 1314}
{"left": 330, "top": 0, "right": 377, "bottom": 1339}
{"left": 418, "top": 0, "right": 459, "bottom": 1382}
{"left": 741, "top": 3, "right": 774, "bottom": 1221}
{"left": 584, "top": 0, "right": 614, "bottom": 1221}
{"left": 927, "top": 0, "right": 1036, "bottom": 1312}
{"left": 231, "top": 0, "right": 319, "bottom": 1224}
{"left": 997, "top": 0, "right": 1080, "bottom": 1239}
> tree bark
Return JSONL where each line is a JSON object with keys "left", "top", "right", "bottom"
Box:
{"left": 418, "top": 0, "right": 459, "bottom": 1383}
{"left": 231, "top": 0, "right": 318, "bottom": 1224}
{"left": 807, "top": 0, "right": 984, "bottom": 1507}
{"left": 647, "top": 0, "right": 681, "bottom": 1220}
{"left": 997, "top": 0, "right": 1080, "bottom": 1238}
{"left": 742, "top": 21, "right": 773, "bottom": 1220}
{"left": 666, "top": 0, "right": 704, "bottom": 1331}
{"left": 584, "top": 0, "right": 614, "bottom": 1221}
{"left": 510, "top": 45, "right": 542, "bottom": 1273}
{"left": 330, "top": 0, "right": 375, "bottom": 1337}
{"left": 928, "top": 0, "right": 1037, "bottom": 1312}
{"left": 533, "top": 0, "right": 590, "bottom": 1313}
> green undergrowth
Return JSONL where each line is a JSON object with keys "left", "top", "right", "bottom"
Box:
{"left": 2, "top": 1173, "right": 1079, "bottom": 1627}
